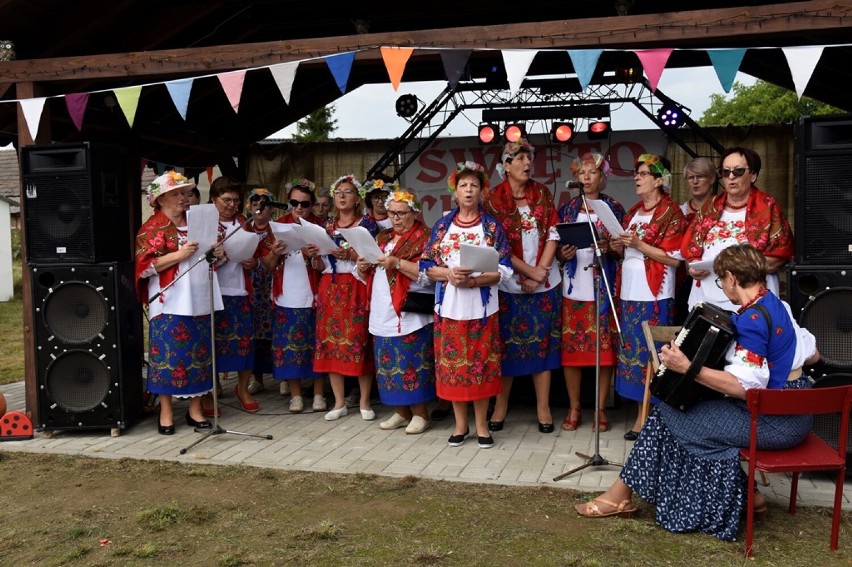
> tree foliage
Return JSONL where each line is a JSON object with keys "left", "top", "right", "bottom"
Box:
{"left": 292, "top": 105, "right": 338, "bottom": 142}
{"left": 698, "top": 80, "right": 844, "bottom": 126}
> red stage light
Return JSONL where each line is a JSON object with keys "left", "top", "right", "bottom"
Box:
{"left": 478, "top": 123, "right": 499, "bottom": 145}
{"left": 551, "top": 122, "right": 575, "bottom": 143}
{"left": 504, "top": 123, "right": 526, "bottom": 143}
{"left": 588, "top": 120, "right": 611, "bottom": 139}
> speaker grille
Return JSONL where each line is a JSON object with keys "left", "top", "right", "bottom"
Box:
{"left": 800, "top": 154, "right": 852, "bottom": 264}
{"left": 44, "top": 351, "right": 111, "bottom": 412}
{"left": 812, "top": 374, "right": 852, "bottom": 467}
{"left": 799, "top": 287, "right": 852, "bottom": 369}
{"left": 42, "top": 281, "right": 109, "bottom": 344}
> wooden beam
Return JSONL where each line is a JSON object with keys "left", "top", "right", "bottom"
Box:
{"left": 1, "top": 1, "right": 849, "bottom": 83}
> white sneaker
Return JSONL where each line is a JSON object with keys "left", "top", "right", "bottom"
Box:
{"left": 360, "top": 408, "right": 376, "bottom": 421}
{"left": 324, "top": 406, "right": 348, "bottom": 421}
{"left": 405, "top": 415, "right": 431, "bottom": 435}
{"left": 289, "top": 395, "right": 304, "bottom": 414}
{"left": 379, "top": 413, "right": 410, "bottom": 430}
{"left": 312, "top": 395, "right": 327, "bottom": 411}
{"left": 279, "top": 381, "right": 290, "bottom": 396}
{"left": 247, "top": 377, "right": 264, "bottom": 394}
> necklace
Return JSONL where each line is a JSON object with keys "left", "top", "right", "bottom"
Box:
{"left": 335, "top": 217, "right": 358, "bottom": 229}
{"left": 453, "top": 214, "right": 481, "bottom": 228}
{"left": 641, "top": 199, "right": 660, "bottom": 213}
{"left": 725, "top": 190, "right": 750, "bottom": 210}
{"left": 512, "top": 194, "right": 526, "bottom": 201}
{"left": 688, "top": 199, "right": 701, "bottom": 213}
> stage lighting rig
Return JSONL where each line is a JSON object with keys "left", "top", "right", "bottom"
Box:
{"left": 551, "top": 121, "right": 576, "bottom": 144}
{"left": 587, "top": 119, "right": 612, "bottom": 139}
{"left": 504, "top": 123, "right": 527, "bottom": 143}
{"left": 395, "top": 94, "right": 419, "bottom": 118}
{"left": 657, "top": 104, "right": 685, "bottom": 128}
{"left": 478, "top": 123, "right": 500, "bottom": 145}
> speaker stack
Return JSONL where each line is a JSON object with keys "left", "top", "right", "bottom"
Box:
{"left": 790, "top": 115, "right": 852, "bottom": 461}
{"left": 22, "top": 142, "right": 143, "bottom": 432}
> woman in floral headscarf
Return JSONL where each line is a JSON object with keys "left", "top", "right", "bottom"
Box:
{"left": 556, "top": 151, "right": 625, "bottom": 433}
{"left": 314, "top": 174, "right": 380, "bottom": 421}
{"left": 135, "top": 171, "right": 220, "bottom": 435}
{"left": 421, "top": 162, "right": 513, "bottom": 449}
{"left": 611, "top": 154, "right": 685, "bottom": 440}
{"left": 483, "top": 139, "right": 561, "bottom": 434}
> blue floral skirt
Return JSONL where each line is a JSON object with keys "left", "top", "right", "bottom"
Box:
{"left": 374, "top": 324, "right": 436, "bottom": 406}
{"left": 214, "top": 295, "right": 255, "bottom": 372}
{"left": 272, "top": 306, "right": 319, "bottom": 380}
{"left": 498, "top": 288, "right": 561, "bottom": 376}
{"left": 615, "top": 298, "right": 673, "bottom": 403}
{"left": 147, "top": 313, "right": 212, "bottom": 397}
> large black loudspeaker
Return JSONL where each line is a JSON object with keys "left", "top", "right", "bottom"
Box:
{"left": 787, "top": 266, "right": 852, "bottom": 375}
{"left": 31, "top": 262, "right": 143, "bottom": 431}
{"left": 22, "top": 142, "right": 130, "bottom": 264}
{"left": 794, "top": 115, "right": 852, "bottom": 265}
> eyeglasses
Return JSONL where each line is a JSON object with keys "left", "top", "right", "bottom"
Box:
{"left": 715, "top": 276, "right": 724, "bottom": 289}
{"left": 686, "top": 175, "right": 708, "bottom": 182}
{"left": 289, "top": 199, "right": 312, "bottom": 209}
{"left": 334, "top": 189, "right": 356, "bottom": 197}
{"left": 634, "top": 170, "right": 654, "bottom": 178}
{"left": 388, "top": 211, "right": 412, "bottom": 219}
{"left": 719, "top": 167, "right": 749, "bottom": 178}
{"left": 217, "top": 196, "right": 240, "bottom": 205}
{"left": 371, "top": 193, "right": 389, "bottom": 201}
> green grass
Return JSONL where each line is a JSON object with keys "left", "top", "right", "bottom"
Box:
{"left": 0, "top": 228, "right": 23, "bottom": 384}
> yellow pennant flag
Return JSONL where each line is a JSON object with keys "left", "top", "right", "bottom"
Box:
{"left": 114, "top": 86, "right": 142, "bottom": 128}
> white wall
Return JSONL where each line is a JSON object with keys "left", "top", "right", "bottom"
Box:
{"left": 0, "top": 199, "right": 13, "bottom": 301}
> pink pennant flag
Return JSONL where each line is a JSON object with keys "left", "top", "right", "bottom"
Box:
{"left": 218, "top": 71, "right": 246, "bottom": 113}
{"left": 65, "top": 92, "right": 90, "bottom": 131}
{"left": 634, "top": 49, "right": 674, "bottom": 92}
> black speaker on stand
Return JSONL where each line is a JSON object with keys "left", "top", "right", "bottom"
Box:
{"left": 31, "top": 262, "right": 143, "bottom": 432}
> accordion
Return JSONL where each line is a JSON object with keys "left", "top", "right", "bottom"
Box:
{"left": 650, "top": 302, "right": 736, "bottom": 411}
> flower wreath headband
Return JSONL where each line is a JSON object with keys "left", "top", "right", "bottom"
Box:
{"left": 384, "top": 190, "right": 422, "bottom": 212}
{"left": 146, "top": 171, "right": 193, "bottom": 206}
{"left": 447, "top": 161, "right": 490, "bottom": 193}
{"left": 363, "top": 178, "right": 400, "bottom": 195}
{"left": 285, "top": 178, "right": 316, "bottom": 193}
{"left": 331, "top": 174, "right": 366, "bottom": 199}
{"left": 636, "top": 153, "right": 673, "bottom": 190}
{"left": 496, "top": 139, "right": 535, "bottom": 179}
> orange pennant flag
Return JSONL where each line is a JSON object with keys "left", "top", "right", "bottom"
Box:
{"left": 380, "top": 46, "right": 414, "bottom": 91}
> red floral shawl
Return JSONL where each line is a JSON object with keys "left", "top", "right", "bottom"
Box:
{"left": 372, "top": 220, "right": 430, "bottom": 327}
{"left": 484, "top": 178, "right": 557, "bottom": 267}
{"left": 623, "top": 193, "right": 686, "bottom": 297}
{"left": 271, "top": 212, "right": 320, "bottom": 302}
{"left": 134, "top": 210, "right": 181, "bottom": 305}
{"left": 681, "top": 186, "right": 794, "bottom": 262}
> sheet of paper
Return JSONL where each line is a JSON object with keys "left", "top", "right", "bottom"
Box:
{"left": 459, "top": 243, "right": 499, "bottom": 272}
{"left": 586, "top": 199, "right": 625, "bottom": 237}
{"left": 688, "top": 259, "right": 714, "bottom": 272}
{"left": 221, "top": 224, "right": 258, "bottom": 263}
{"left": 338, "top": 226, "right": 384, "bottom": 264}
{"left": 186, "top": 203, "right": 220, "bottom": 249}
{"left": 298, "top": 217, "right": 340, "bottom": 255}
{"left": 270, "top": 221, "right": 309, "bottom": 252}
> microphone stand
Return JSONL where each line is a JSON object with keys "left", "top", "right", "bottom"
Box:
{"left": 554, "top": 184, "right": 625, "bottom": 481}
{"left": 149, "top": 206, "right": 277, "bottom": 455}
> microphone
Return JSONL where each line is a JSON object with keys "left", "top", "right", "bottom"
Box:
{"left": 565, "top": 181, "right": 585, "bottom": 194}
{"left": 256, "top": 200, "right": 291, "bottom": 214}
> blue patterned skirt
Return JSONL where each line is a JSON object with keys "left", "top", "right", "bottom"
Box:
{"left": 272, "top": 306, "right": 319, "bottom": 380}
{"left": 374, "top": 325, "right": 437, "bottom": 406}
{"left": 615, "top": 298, "right": 673, "bottom": 403}
{"left": 250, "top": 263, "right": 274, "bottom": 374}
{"left": 214, "top": 295, "right": 255, "bottom": 372}
{"left": 148, "top": 313, "right": 213, "bottom": 397}
{"left": 620, "top": 377, "right": 813, "bottom": 541}
{"left": 498, "top": 287, "right": 561, "bottom": 376}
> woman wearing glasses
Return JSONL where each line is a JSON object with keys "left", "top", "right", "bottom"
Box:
{"left": 263, "top": 179, "right": 326, "bottom": 414}
{"left": 611, "top": 155, "right": 685, "bottom": 440}
{"left": 682, "top": 147, "right": 794, "bottom": 313}
{"left": 315, "top": 175, "right": 380, "bottom": 421}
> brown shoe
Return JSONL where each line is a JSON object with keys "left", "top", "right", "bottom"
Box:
{"left": 561, "top": 408, "right": 581, "bottom": 431}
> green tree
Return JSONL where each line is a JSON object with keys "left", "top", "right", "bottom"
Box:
{"left": 292, "top": 104, "right": 337, "bottom": 142}
{"left": 698, "top": 80, "right": 843, "bottom": 126}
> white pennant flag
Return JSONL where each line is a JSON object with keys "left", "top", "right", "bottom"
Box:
{"left": 269, "top": 62, "right": 299, "bottom": 105}
{"left": 782, "top": 46, "right": 824, "bottom": 100}
{"left": 20, "top": 97, "right": 47, "bottom": 140}
{"left": 501, "top": 50, "right": 538, "bottom": 96}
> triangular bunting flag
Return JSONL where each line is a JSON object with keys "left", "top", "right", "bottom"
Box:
{"left": 19, "top": 97, "right": 47, "bottom": 140}
{"left": 65, "top": 93, "right": 89, "bottom": 131}
{"left": 501, "top": 50, "right": 538, "bottom": 95}
{"left": 440, "top": 49, "right": 472, "bottom": 89}
{"left": 207, "top": 166, "right": 215, "bottom": 185}
{"left": 165, "top": 78, "right": 194, "bottom": 120}
{"left": 707, "top": 49, "right": 746, "bottom": 93}
{"left": 635, "top": 48, "right": 673, "bottom": 92}
{"left": 380, "top": 46, "right": 414, "bottom": 91}
{"left": 567, "top": 49, "right": 603, "bottom": 92}
{"left": 114, "top": 86, "right": 142, "bottom": 127}
{"left": 325, "top": 52, "right": 356, "bottom": 94}
{"left": 217, "top": 70, "right": 246, "bottom": 113}
{"left": 269, "top": 62, "right": 299, "bottom": 105}
{"left": 782, "top": 46, "right": 824, "bottom": 99}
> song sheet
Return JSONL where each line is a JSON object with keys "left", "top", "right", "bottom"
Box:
{"left": 338, "top": 226, "right": 384, "bottom": 264}
{"left": 459, "top": 244, "right": 499, "bottom": 273}
{"left": 586, "top": 199, "right": 625, "bottom": 237}
{"left": 297, "top": 217, "right": 339, "bottom": 254}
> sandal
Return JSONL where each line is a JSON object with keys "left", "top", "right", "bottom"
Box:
{"left": 752, "top": 490, "right": 768, "bottom": 520}
{"left": 575, "top": 497, "right": 637, "bottom": 519}
{"left": 561, "top": 408, "right": 582, "bottom": 431}
{"left": 593, "top": 409, "right": 609, "bottom": 432}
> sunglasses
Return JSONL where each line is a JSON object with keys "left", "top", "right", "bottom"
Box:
{"left": 289, "top": 199, "right": 312, "bottom": 209}
{"left": 719, "top": 167, "right": 749, "bottom": 178}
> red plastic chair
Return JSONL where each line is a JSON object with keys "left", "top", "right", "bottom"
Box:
{"left": 740, "top": 385, "right": 852, "bottom": 557}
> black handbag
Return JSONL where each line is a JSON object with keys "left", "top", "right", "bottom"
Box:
{"left": 401, "top": 291, "right": 435, "bottom": 314}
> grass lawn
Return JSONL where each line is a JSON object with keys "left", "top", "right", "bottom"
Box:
{"left": 0, "top": 229, "right": 23, "bottom": 384}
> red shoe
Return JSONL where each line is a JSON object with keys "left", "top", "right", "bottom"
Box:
{"left": 201, "top": 393, "right": 221, "bottom": 417}
{"left": 234, "top": 386, "right": 259, "bottom": 413}
{"left": 592, "top": 410, "right": 609, "bottom": 432}
{"left": 561, "top": 408, "right": 581, "bottom": 431}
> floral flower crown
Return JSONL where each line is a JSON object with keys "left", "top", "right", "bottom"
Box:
{"left": 637, "top": 153, "right": 672, "bottom": 190}
{"left": 570, "top": 151, "right": 611, "bottom": 178}
{"left": 285, "top": 178, "right": 316, "bottom": 193}
{"left": 384, "top": 190, "right": 422, "bottom": 212}
{"left": 362, "top": 178, "right": 400, "bottom": 195}
{"left": 447, "top": 161, "right": 490, "bottom": 194}
{"left": 331, "top": 174, "right": 365, "bottom": 199}
{"left": 146, "top": 170, "right": 194, "bottom": 207}
{"left": 496, "top": 139, "right": 536, "bottom": 179}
